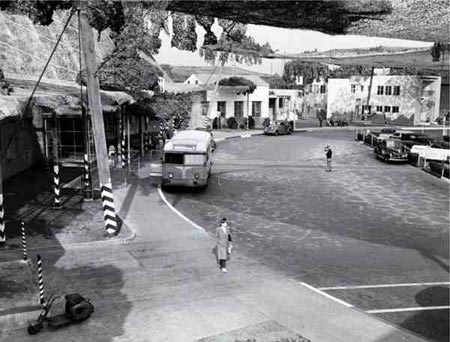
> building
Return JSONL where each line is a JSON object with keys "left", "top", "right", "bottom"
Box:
{"left": 184, "top": 73, "right": 300, "bottom": 128}
{"left": 327, "top": 75, "right": 442, "bottom": 125}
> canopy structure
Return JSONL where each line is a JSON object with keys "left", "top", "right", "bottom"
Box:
{"left": 168, "top": 0, "right": 449, "bottom": 43}
{"left": 2, "top": 73, "right": 135, "bottom": 119}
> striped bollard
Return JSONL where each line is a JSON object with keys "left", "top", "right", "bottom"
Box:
{"left": 83, "top": 154, "right": 93, "bottom": 201}
{"left": 203, "top": 116, "right": 209, "bottom": 128}
{"left": 53, "top": 163, "right": 62, "bottom": 210}
{"left": 159, "top": 121, "right": 164, "bottom": 137}
{"left": 37, "top": 254, "right": 45, "bottom": 305}
{"left": 121, "top": 121, "right": 127, "bottom": 168}
{"left": 101, "top": 183, "right": 118, "bottom": 236}
{"left": 0, "top": 192, "right": 5, "bottom": 244}
{"left": 21, "top": 222, "right": 27, "bottom": 261}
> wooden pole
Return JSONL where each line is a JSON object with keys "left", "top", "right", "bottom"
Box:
{"left": 80, "top": 16, "right": 118, "bottom": 235}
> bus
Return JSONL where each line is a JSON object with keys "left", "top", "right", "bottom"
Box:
{"left": 162, "top": 130, "right": 214, "bottom": 188}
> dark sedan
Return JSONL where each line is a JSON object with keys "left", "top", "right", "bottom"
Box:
{"left": 263, "top": 120, "right": 292, "bottom": 136}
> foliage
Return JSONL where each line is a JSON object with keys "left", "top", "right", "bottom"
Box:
{"left": 218, "top": 77, "right": 256, "bottom": 94}
{"left": 244, "top": 116, "right": 255, "bottom": 129}
{"left": 171, "top": 12, "right": 197, "bottom": 52}
{"left": 227, "top": 117, "right": 238, "bottom": 129}
{"left": 282, "top": 60, "right": 329, "bottom": 84}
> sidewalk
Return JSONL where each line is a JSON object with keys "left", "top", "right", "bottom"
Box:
{"left": 0, "top": 144, "right": 428, "bottom": 341}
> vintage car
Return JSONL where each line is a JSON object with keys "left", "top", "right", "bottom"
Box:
{"left": 374, "top": 138, "right": 408, "bottom": 163}
{"left": 263, "top": 120, "right": 292, "bottom": 135}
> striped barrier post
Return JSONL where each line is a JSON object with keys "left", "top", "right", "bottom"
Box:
{"left": 37, "top": 254, "right": 45, "bottom": 305}
{"left": 121, "top": 120, "right": 127, "bottom": 168}
{"left": 83, "top": 153, "right": 93, "bottom": 201}
{"left": 101, "top": 183, "right": 118, "bottom": 235}
{"left": 0, "top": 192, "right": 4, "bottom": 244}
{"left": 21, "top": 221, "right": 27, "bottom": 261}
{"left": 53, "top": 163, "right": 62, "bottom": 210}
{"left": 203, "top": 116, "right": 209, "bottom": 129}
{"left": 159, "top": 121, "right": 164, "bottom": 137}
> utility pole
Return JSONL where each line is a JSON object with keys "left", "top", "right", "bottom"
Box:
{"left": 80, "top": 15, "right": 118, "bottom": 236}
{"left": 366, "top": 66, "right": 375, "bottom": 121}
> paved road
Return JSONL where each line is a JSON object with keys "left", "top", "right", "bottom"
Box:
{"left": 164, "top": 130, "right": 450, "bottom": 342}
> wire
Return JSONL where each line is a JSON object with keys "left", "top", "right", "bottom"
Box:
{"left": 3, "top": 8, "right": 77, "bottom": 154}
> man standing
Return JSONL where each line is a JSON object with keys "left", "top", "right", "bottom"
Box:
{"left": 325, "top": 145, "right": 332, "bottom": 172}
{"left": 216, "top": 218, "right": 231, "bottom": 272}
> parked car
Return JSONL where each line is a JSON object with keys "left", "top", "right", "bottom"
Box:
{"left": 374, "top": 138, "right": 408, "bottom": 163}
{"left": 263, "top": 120, "right": 292, "bottom": 135}
{"left": 391, "top": 131, "right": 433, "bottom": 148}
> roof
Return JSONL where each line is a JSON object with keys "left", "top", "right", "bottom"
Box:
{"left": 190, "top": 74, "right": 269, "bottom": 87}
{"left": 167, "top": 65, "right": 270, "bottom": 83}
{"left": 164, "top": 130, "right": 212, "bottom": 153}
{"left": 0, "top": 95, "right": 25, "bottom": 121}
{"left": 1, "top": 74, "right": 135, "bottom": 119}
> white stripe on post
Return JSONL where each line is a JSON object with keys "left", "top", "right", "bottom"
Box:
{"left": 0, "top": 193, "right": 4, "bottom": 243}
{"left": 53, "top": 163, "right": 61, "bottom": 209}
{"left": 21, "top": 221, "right": 27, "bottom": 261}
{"left": 83, "top": 153, "right": 93, "bottom": 200}
{"left": 101, "top": 182, "right": 118, "bottom": 235}
{"left": 37, "top": 254, "right": 45, "bottom": 305}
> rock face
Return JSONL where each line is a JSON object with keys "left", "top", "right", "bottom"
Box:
{"left": 0, "top": 10, "right": 114, "bottom": 82}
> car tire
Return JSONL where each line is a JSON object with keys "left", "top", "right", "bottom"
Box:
{"left": 274, "top": 131, "right": 279, "bottom": 136}
{"left": 384, "top": 155, "right": 389, "bottom": 163}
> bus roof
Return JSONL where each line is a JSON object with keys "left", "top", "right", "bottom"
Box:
{"left": 164, "top": 130, "right": 212, "bottom": 153}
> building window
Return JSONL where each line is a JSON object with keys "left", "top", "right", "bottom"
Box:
{"left": 384, "top": 106, "right": 391, "bottom": 112}
{"left": 234, "top": 101, "right": 244, "bottom": 118}
{"left": 376, "top": 106, "right": 383, "bottom": 112}
{"left": 217, "top": 101, "right": 226, "bottom": 116}
{"left": 351, "top": 84, "right": 356, "bottom": 93}
{"left": 392, "top": 106, "right": 399, "bottom": 113}
{"left": 279, "top": 98, "right": 284, "bottom": 108}
{"left": 393, "top": 86, "right": 400, "bottom": 95}
{"left": 377, "top": 86, "right": 384, "bottom": 95}
{"left": 385, "top": 86, "right": 392, "bottom": 95}
{"left": 320, "top": 85, "right": 326, "bottom": 94}
{"left": 252, "top": 101, "right": 262, "bottom": 117}
{"left": 195, "top": 80, "right": 198, "bottom": 85}
{"left": 360, "top": 85, "right": 364, "bottom": 92}
{"left": 362, "top": 105, "right": 372, "bottom": 113}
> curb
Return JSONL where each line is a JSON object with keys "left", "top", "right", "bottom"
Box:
{"left": 0, "top": 306, "right": 42, "bottom": 332}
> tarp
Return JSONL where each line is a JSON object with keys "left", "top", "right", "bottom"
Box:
{"left": 411, "top": 145, "right": 450, "bottom": 161}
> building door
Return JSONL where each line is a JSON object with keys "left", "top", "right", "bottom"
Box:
{"left": 269, "top": 98, "right": 276, "bottom": 120}
{"left": 217, "top": 101, "right": 226, "bottom": 117}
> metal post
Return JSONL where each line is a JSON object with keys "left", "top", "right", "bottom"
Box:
{"left": 246, "top": 93, "right": 249, "bottom": 131}
{"left": 37, "top": 254, "right": 45, "bottom": 305}
{"left": 127, "top": 114, "right": 131, "bottom": 171}
{"left": 21, "top": 221, "right": 27, "bottom": 261}
{"left": 53, "top": 162, "right": 62, "bottom": 209}
{"left": 442, "top": 159, "right": 446, "bottom": 178}
{"left": 0, "top": 176, "right": 4, "bottom": 244}
{"left": 366, "top": 67, "right": 374, "bottom": 121}
{"left": 139, "top": 116, "right": 144, "bottom": 156}
{"left": 120, "top": 113, "right": 127, "bottom": 168}
{"left": 83, "top": 153, "right": 93, "bottom": 201}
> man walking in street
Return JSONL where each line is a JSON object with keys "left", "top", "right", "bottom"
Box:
{"left": 325, "top": 145, "right": 332, "bottom": 172}
{"left": 216, "top": 218, "right": 232, "bottom": 273}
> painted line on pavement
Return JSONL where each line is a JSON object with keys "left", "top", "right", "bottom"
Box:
{"left": 367, "top": 306, "right": 450, "bottom": 314}
{"left": 157, "top": 186, "right": 208, "bottom": 235}
{"left": 297, "top": 281, "right": 354, "bottom": 308}
{"left": 319, "top": 282, "right": 450, "bottom": 291}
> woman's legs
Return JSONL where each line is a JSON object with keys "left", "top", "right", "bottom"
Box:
{"left": 219, "top": 259, "right": 227, "bottom": 270}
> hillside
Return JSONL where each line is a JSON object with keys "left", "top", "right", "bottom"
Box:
{"left": 0, "top": 10, "right": 114, "bottom": 82}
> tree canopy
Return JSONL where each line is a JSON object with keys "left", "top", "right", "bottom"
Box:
{"left": 218, "top": 77, "right": 256, "bottom": 94}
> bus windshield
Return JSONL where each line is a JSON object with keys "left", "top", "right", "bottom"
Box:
{"left": 164, "top": 153, "right": 206, "bottom": 165}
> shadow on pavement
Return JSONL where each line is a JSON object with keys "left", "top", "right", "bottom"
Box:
{"left": 1, "top": 166, "right": 132, "bottom": 341}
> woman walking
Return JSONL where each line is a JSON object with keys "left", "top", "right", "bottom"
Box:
{"left": 216, "top": 218, "right": 232, "bottom": 273}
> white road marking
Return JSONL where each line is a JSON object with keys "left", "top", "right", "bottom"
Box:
{"left": 297, "top": 281, "right": 354, "bottom": 308}
{"left": 367, "top": 306, "right": 450, "bottom": 314}
{"left": 319, "top": 282, "right": 450, "bottom": 291}
{"left": 157, "top": 186, "right": 208, "bottom": 235}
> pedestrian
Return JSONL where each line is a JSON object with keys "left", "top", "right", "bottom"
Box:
{"left": 325, "top": 145, "right": 332, "bottom": 172}
{"left": 216, "top": 218, "right": 232, "bottom": 273}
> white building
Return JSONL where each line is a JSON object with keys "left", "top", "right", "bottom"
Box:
{"left": 184, "top": 73, "right": 300, "bottom": 128}
{"left": 327, "top": 75, "right": 442, "bottom": 125}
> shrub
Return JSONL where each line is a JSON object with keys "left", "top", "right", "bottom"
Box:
{"left": 243, "top": 117, "right": 255, "bottom": 129}
{"left": 227, "top": 117, "right": 238, "bottom": 129}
